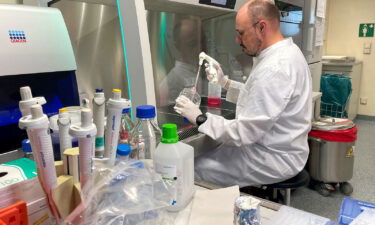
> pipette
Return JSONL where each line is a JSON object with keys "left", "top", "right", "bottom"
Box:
{"left": 104, "top": 89, "right": 131, "bottom": 166}
{"left": 199, "top": 52, "right": 220, "bottom": 84}
{"left": 18, "top": 86, "right": 47, "bottom": 167}
{"left": 19, "top": 105, "right": 57, "bottom": 198}
{"left": 58, "top": 108, "right": 72, "bottom": 165}
{"left": 19, "top": 86, "right": 46, "bottom": 116}
{"left": 93, "top": 89, "right": 106, "bottom": 158}
{"left": 69, "top": 108, "right": 97, "bottom": 189}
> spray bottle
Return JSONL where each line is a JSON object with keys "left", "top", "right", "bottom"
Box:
{"left": 104, "top": 89, "right": 131, "bottom": 166}
{"left": 93, "top": 89, "right": 106, "bottom": 158}
{"left": 199, "top": 52, "right": 222, "bottom": 106}
{"left": 69, "top": 108, "right": 97, "bottom": 189}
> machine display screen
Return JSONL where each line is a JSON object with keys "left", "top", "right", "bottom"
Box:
{"left": 199, "top": 0, "right": 236, "bottom": 9}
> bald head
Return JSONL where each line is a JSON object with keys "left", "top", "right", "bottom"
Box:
{"left": 241, "top": 0, "right": 280, "bottom": 26}
{"left": 235, "top": 0, "right": 284, "bottom": 56}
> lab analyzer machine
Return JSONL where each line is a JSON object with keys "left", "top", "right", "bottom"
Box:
{"left": 0, "top": 5, "right": 79, "bottom": 159}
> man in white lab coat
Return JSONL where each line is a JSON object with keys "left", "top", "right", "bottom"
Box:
{"left": 174, "top": 0, "right": 312, "bottom": 187}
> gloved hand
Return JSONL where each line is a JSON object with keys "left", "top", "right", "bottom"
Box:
{"left": 174, "top": 96, "right": 202, "bottom": 125}
{"left": 205, "top": 61, "right": 229, "bottom": 88}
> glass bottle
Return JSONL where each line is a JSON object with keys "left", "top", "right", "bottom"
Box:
{"left": 130, "top": 105, "right": 161, "bottom": 160}
{"left": 119, "top": 108, "right": 134, "bottom": 144}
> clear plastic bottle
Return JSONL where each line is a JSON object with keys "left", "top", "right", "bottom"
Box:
{"left": 154, "top": 123, "right": 194, "bottom": 212}
{"left": 119, "top": 108, "right": 134, "bottom": 144}
{"left": 116, "top": 144, "right": 131, "bottom": 162}
{"left": 130, "top": 105, "right": 161, "bottom": 160}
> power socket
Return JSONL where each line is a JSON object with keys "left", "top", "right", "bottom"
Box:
{"left": 360, "top": 97, "right": 368, "bottom": 105}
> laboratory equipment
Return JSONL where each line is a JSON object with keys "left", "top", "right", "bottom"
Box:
{"left": 0, "top": 5, "right": 79, "bottom": 157}
{"left": 58, "top": 108, "right": 72, "bottom": 160}
{"left": 178, "top": 88, "right": 201, "bottom": 106}
{"left": 130, "top": 105, "right": 161, "bottom": 160}
{"left": 199, "top": 52, "right": 222, "bottom": 106}
{"left": 21, "top": 139, "right": 33, "bottom": 160}
{"left": 322, "top": 60, "right": 363, "bottom": 120}
{"left": 69, "top": 109, "right": 97, "bottom": 189}
{"left": 154, "top": 123, "right": 194, "bottom": 212}
{"left": 119, "top": 108, "right": 134, "bottom": 144}
{"left": 233, "top": 196, "right": 261, "bottom": 225}
{"left": 338, "top": 198, "right": 375, "bottom": 225}
{"left": 18, "top": 105, "right": 57, "bottom": 201}
{"left": 104, "top": 89, "right": 131, "bottom": 166}
{"left": 93, "top": 89, "right": 106, "bottom": 157}
{"left": 308, "top": 118, "right": 357, "bottom": 196}
{"left": 19, "top": 86, "right": 46, "bottom": 117}
{"left": 117, "top": 144, "right": 131, "bottom": 162}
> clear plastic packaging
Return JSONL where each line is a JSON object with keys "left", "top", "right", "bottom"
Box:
{"left": 63, "top": 160, "right": 174, "bottom": 225}
{"left": 119, "top": 108, "right": 134, "bottom": 144}
{"left": 130, "top": 105, "right": 161, "bottom": 160}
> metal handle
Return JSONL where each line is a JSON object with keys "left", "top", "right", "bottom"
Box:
{"left": 308, "top": 136, "right": 325, "bottom": 143}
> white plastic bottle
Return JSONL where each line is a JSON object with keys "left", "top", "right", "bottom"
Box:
{"left": 154, "top": 123, "right": 194, "bottom": 212}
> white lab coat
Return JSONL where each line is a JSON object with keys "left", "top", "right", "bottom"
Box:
{"left": 196, "top": 38, "right": 312, "bottom": 187}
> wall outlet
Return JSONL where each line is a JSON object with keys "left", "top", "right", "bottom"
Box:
{"left": 364, "top": 42, "right": 372, "bottom": 54}
{"left": 360, "top": 97, "right": 368, "bottom": 105}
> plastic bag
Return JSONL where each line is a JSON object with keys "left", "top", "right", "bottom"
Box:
{"left": 63, "top": 160, "right": 174, "bottom": 225}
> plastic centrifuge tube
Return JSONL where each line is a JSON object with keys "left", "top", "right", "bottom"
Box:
{"left": 58, "top": 108, "right": 72, "bottom": 162}
{"left": 19, "top": 105, "right": 57, "bottom": 196}
{"left": 93, "top": 89, "right": 106, "bottom": 158}
{"left": 104, "top": 89, "right": 131, "bottom": 166}
{"left": 69, "top": 108, "right": 97, "bottom": 189}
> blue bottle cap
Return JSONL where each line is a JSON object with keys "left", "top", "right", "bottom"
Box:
{"left": 122, "top": 108, "right": 130, "bottom": 114}
{"left": 117, "top": 144, "right": 131, "bottom": 156}
{"left": 22, "top": 139, "right": 32, "bottom": 153}
{"left": 95, "top": 88, "right": 104, "bottom": 93}
{"left": 136, "top": 105, "right": 156, "bottom": 119}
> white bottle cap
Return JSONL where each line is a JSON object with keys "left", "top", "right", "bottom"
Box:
{"left": 112, "top": 89, "right": 121, "bottom": 100}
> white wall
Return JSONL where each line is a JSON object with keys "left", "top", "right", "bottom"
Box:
{"left": 325, "top": 0, "right": 375, "bottom": 116}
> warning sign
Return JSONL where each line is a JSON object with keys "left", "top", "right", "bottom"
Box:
{"left": 359, "top": 23, "right": 374, "bottom": 37}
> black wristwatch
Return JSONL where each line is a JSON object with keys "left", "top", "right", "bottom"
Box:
{"left": 196, "top": 113, "right": 207, "bottom": 126}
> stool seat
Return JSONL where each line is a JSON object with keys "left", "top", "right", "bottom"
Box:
{"left": 268, "top": 170, "right": 310, "bottom": 189}
{"left": 264, "top": 170, "right": 310, "bottom": 206}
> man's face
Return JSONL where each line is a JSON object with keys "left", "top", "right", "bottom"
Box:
{"left": 235, "top": 13, "right": 262, "bottom": 57}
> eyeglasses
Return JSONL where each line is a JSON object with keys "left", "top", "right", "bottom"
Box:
{"left": 252, "top": 21, "right": 260, "bottom": 28}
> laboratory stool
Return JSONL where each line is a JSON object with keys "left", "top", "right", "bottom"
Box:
{"left": 265, "top": 170, "right": 310, "bottom": 206}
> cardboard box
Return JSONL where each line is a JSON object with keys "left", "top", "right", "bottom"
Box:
{"left": 0, "top": 158, "right": 51, "bottom": 224}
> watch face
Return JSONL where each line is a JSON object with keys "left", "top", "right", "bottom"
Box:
{"left": 196, "top": 114, "right": 207, "bottom": 126}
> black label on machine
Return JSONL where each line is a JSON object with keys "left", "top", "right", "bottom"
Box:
{"left": 199, "top": 0, "right": 236, "bottom": 9}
